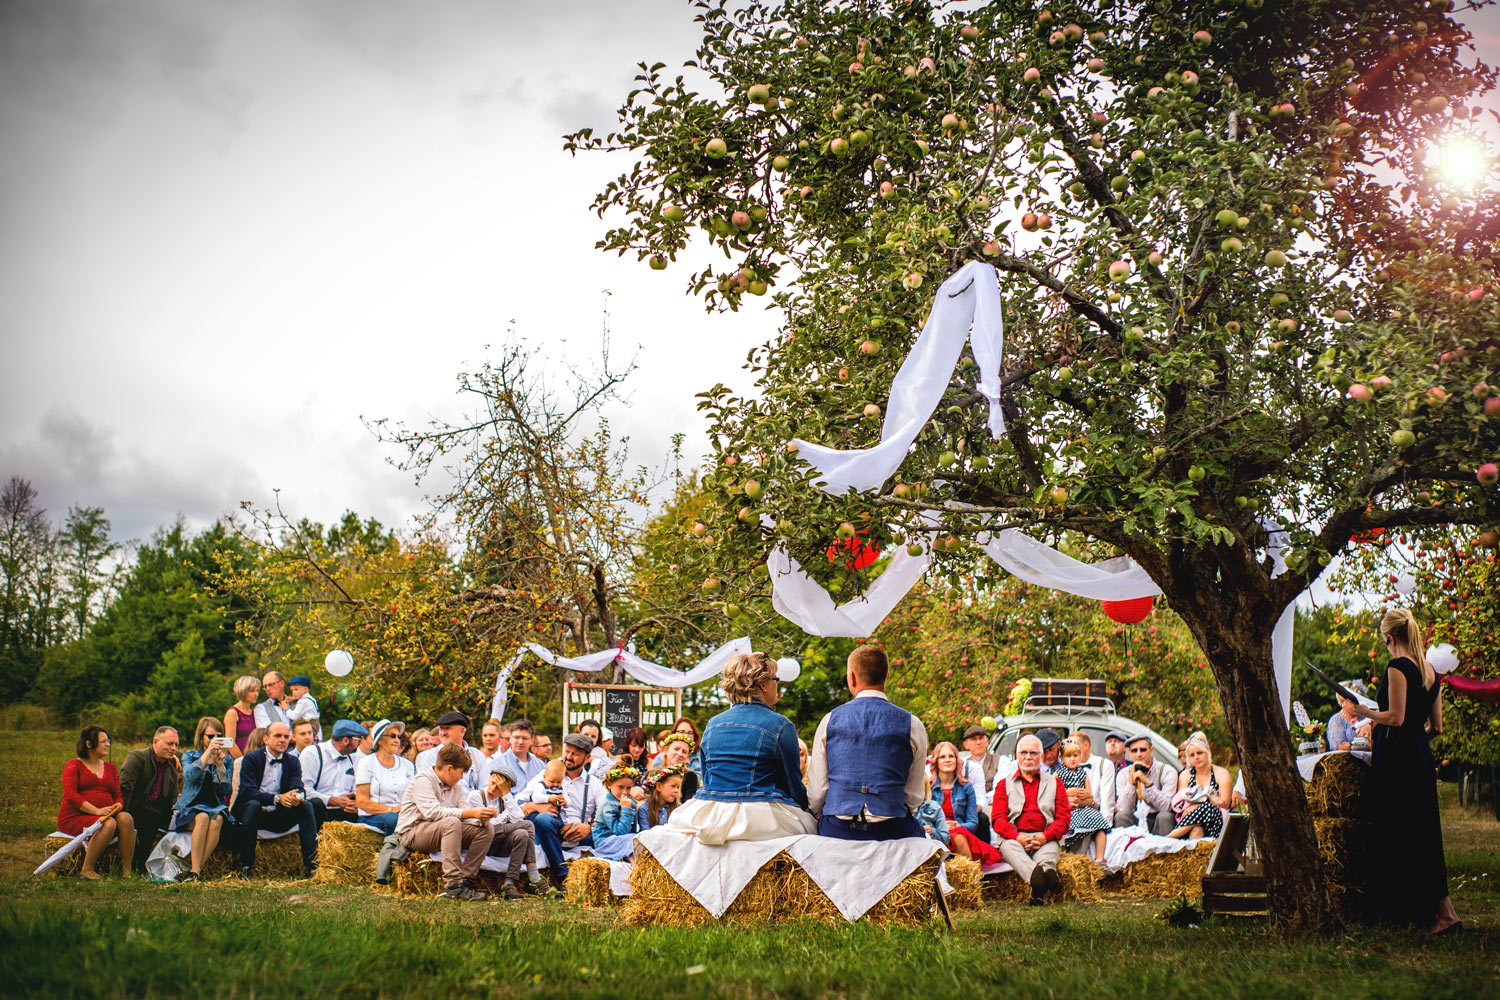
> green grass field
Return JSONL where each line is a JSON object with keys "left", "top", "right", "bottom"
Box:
{"left": 2, "top": 730, "right": 1497, "bottom": 999}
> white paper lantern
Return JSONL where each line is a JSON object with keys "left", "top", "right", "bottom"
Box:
{"left": 1427, "top": 643, "right": 1459, "bottom": 675}
{"left": 324, "top": 649, "right": 355, "bottom": 677}
{"left": 1395, "top": 574, "right": 1416, "bottom": 596}
{"left": 776, "top": 657, "right": 801, "bottom": 683}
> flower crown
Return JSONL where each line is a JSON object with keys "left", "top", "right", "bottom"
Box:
{"left": 643, "top": 763, "right": 690, "bottom": 791}
{"left": 603, "top": 764, "right": 641, "bottom": 785}
{"left": 659, "top": 732, "right": 697, "bottom": 753}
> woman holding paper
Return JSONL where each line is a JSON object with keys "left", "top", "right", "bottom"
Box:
{"left": 1350, "top": 608, "right": 1460, "bottom": 934}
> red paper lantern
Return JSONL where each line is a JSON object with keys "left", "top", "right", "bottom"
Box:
{"left": 825, "top": 534, "right": 880, "bottom": 570}
{"left": 1101, "top": 596, "right": 1153, "bottom": 624}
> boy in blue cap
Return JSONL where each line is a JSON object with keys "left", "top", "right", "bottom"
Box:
{"left": 286, "top": 675, "right": 322, "bottom": 741}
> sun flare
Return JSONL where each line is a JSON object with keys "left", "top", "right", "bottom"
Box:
{"left": 1428, "top": 132, "right": 1493, "bottom": 191}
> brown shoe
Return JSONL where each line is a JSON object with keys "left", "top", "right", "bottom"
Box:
{"left": 501, "top": 880, "right": 525, "bottom": 901}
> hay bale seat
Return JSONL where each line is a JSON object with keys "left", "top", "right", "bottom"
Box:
{"left": 39, "top": 834, "right": 124, "bottom": 877}
{"left": 40, "top": 829, "right": 305, "bottom": 880}
{"left": 1305, "top": 752, "right": 1378, "bottom": 920}
{"left": 565, "top": 856, "right": 619, "bottom": 908}
{"left": 981, "top": 852, "right": 1103, "bottom": 904}
{"left": 623, "top": 845, "right": 941, "bottom": 927}
{"left": 312, "top": 821, "right": 385, "bottom": 886}
{"left": 1096, "top": 840, "right": 1215, "bottom": 899}
{"left": 944, "top": 857, "right": 984, "bottom": 910}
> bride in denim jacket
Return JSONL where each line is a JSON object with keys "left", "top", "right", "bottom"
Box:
{"left": 667, "top": 652, "right": 816, "bottom": 844}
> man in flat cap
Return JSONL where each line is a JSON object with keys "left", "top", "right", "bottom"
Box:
{"left": 1112, "top": 734, "right": 1177, "bottom": 834}
{"left": 1035, "top": 728, "right": 1062, "bottom": 774}
{"left": 301, "top": 719, "right": 368, "bottom": 828}
{"left": 414, "top": 711, "right": 489, "bottom": 794}
{"left": 521, "top": 732, "right": 605, "bottom": 885}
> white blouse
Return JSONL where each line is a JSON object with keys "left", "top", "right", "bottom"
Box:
{"left": 355, "top": 752, "right": 416, "bottom": 815}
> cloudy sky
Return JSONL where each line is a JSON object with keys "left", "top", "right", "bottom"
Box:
{"left": 2, "top": 1, "right": 1498, "bottom": 548}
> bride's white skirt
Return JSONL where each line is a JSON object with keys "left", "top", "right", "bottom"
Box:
{"left": 667, "top": 797, "right": 816, "bottom": 846}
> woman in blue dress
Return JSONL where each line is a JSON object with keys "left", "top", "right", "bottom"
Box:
{"left": 590, "top": 763, "right": 643, "bottom": 861}
{"left": 170, "top": 716, "right": 233, "bottom": 881}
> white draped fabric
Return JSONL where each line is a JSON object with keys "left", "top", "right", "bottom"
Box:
{"left": 979, "top": 529, "right": 1160, "bottom": 601}
{"left": 790, "top": 261, "right": 1005, "bottom": 494}
{"left": 493, "top": 636, "right": 753, "bottom": 715}
{"left": 634, "top": 826, "right": 943, "bottom": 921}
{"left": 768, "top": 518, "right": 1298, "bottom": 722}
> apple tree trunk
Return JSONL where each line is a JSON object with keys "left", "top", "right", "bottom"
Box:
{"left": 1178, "top": 596, "right": 1340, "bottom": 933}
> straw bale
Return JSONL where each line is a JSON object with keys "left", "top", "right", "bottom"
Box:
{"left": 1314, "top": 816, "right": 1377, "bottom": 918}
{"left": 202, "top": 832, "right": 305, "bottom": 879}
{"left": 1305, "top": 752, "right": 1371, "bottom": 818}
{"left": 982, "top": 854, "right": 1101, "bottom": 904}
{"left": 390, "top": 851, "right": 507, "bottom": 897}
{"left": 40, "top": 834, "right": 123, "bottom": 877}
{"left": 1097, "top": 840, "right": 1215, "bottom": 899}
{"left": 313, "top": 822, "right": 383, "bottom": 886}
{"left": 565, "top": 856, "right": 618, "bottom": 908}
{"left": 623, "top": 845, "right": 939, "bottom": 926}
{"left": 944, "top": 857, "right": 984, "bottom": 910}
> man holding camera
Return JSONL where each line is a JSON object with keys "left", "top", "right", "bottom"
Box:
{"left": 231, "top": 721, "right": 318, "bottom": 877}
{"left": 1111, "top": 735, "right": 1178, "bottom": 835}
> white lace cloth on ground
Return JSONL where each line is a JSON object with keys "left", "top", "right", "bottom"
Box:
{"left": 634, "top": 825, "right": 943, "bottom": 920}
{"left": 790, "top": 260, "right": 1005, "bottom": 494}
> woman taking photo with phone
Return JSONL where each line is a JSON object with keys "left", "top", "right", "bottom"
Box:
{"left": 1350, "top": 608, "right": 1461, "bottom": 934}
{"left": 169, "top": 717, "right": 234, "bottom": 881}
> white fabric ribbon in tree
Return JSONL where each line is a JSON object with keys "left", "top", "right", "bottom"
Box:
{"left": 790, "top": 260, "right": 1005, "bottom": 494}
{"left": 493, "top": 636, "right": 753, "bottom": 716}
{"left": 768, "top": 519, "right": 1298, "bottom": 722}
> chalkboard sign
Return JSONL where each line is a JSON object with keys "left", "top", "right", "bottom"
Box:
{"left": 564, "top": 683, "right": 683, "bottom": 738}
{"left": 604, "top": 688, "right": 640, "bottom": 733}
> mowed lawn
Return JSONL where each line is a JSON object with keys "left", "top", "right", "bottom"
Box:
{"left": 1, "top": 730, "right": 1497, "bottom": 1000}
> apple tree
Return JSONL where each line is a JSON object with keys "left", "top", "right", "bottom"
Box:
{"left": 575, "top": 0, "right": 1499, "bottom": 929}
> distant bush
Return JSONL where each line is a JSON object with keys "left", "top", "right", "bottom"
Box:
{"left": 0, "top": 704, "right": 54, "bottom": 730}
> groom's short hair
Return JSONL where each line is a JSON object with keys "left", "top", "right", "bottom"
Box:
{"left": 848, "top": 645, "right": 888, "bottom": 686}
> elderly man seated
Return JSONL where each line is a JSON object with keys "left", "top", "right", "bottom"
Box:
{"left": 1112, "top": 735, "right": 1178, "bottom": 835}
{"left": 993, "top": 734, "right": 1071, "bottom": 905}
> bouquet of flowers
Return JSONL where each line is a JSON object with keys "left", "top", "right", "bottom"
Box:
{"left": 1002, "top": 679, "right": 1032, "bottom": 717}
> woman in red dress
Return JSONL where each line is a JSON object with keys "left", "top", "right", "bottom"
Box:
{"left": 930, "top": 742, "right": 1001, "bottom": 865}
{"left": 58, "top": 726, "right": 136, "bottom": 879}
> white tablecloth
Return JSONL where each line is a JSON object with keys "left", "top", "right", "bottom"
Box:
{"left": 635, "top": 825, "right": 944, "bottom": 920}
{"left": 1296, "top": 749, "right": 1372, "bottom": 782}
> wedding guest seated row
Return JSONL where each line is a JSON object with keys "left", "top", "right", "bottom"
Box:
{"left": 1112, "top": 734, "right": 1178, "bottom": 834}
{"left": 231, "top": 721, "right": 318, "bottom": 878}
{"left": 355, "top": 719, "right": 416, "bottom": 834}
{"left": 301, "top": 719, "right": 368, "bottom": 825}
{"left": 118, "top": 726, "right": 181, "bottom": 874}
{"left": 170, "top": 717, "right": 232, "bottom": 881}
{"left": 468, "top": 762, "right": 541, "bottom": 898}
{"left": 521, "top": 733, "right": 604, "bottom": 885}
{"left": 397, "top": 742, "right": 495, "bottom": 901}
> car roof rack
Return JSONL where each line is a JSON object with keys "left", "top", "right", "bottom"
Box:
{"left": 1021, "top": 678, "right": 1116, "bottom": 716}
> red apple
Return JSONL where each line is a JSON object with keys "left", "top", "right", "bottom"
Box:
{"left": 1023, "top": 67, "right": 1041, "bottom": 83}
{"left": 904, "top": 272, "right": 924, "bottom": 289}
{"left": 879, "top": 180, "right": 895, "bottom": 199}
{"left": 731, "top": 210, "right": 751, "bottom": 230}
{"left": 919, "top": 57, "right": 937, "bottom": 72}
{"left": 1486, "top": 397, "right": 1500, "bottom": 415}
{"left": 1348, "top": 384, "right": 1372, "bottom": 402}
{"left": 860, "top": 339, "right": 882, "bottom": 355}
{"left": 1037, "top": 212, "right": 1052, "bottom": 229}
{"left": 1427, "top": 386, "right": 1451, "bottom": 405}
{"left": 1370, "top": 375, "right": 1392, "bottom": 389}
{"left": 1021, "top": 212, "right": 1040, "bottom": 232}
{"left": 1108, "top": 259, "right": 1131, "bottom": 282}
{"left": 1478, "top": 463, "right": 1499, "bottom": 486}
{"left": 1086, "top": 57, "right": 1106, "bottom": 71}
{"left": 1193, "top": 30, "right": 1212, "bottom": 45}
{"left": 982, "top": 241, "right": 1001, "bottom": 256}
{"left": 960, "top": 24, "right": 979, "bottom": 41}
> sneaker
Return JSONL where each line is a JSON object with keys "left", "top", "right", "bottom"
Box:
{"left": 302, "top": 867, "right": 319, "bottom": 881}
{"left": 1029, "top": 865, "right": 1048, "bottom": 905}
{"left": 174, "top": 871, "right": 200, "bottom": 883}
{"left": 441, "top": 884, "right": 489, "bottom": 901}
{"left": 501, "top": 881, "right": 525, "bottom": 901}
{"left": 234, "top": 867, "right": 253, "bottom": 881}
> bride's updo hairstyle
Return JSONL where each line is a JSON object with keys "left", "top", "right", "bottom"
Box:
{"left": 719, "top": 652, "right": 777, "bottom": 704}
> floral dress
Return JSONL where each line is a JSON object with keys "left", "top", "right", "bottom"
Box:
{"left": 1178, "top": 769, "right": 1224, "bottom": 838}
{"left": 1053, "top": 762, "right": 1110, "bottom": 844}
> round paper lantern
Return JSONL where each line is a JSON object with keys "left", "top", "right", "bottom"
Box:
{"left": 324, "top": 649, "right": 355, "bottom": 677}
{"left": 775, "top": 657, "right": 801, "bottom": 683}
{"left": 1427, "top": 643, "right": 1459, "bottom": 675}
{"left": 1100, "top": 596, "right": 1153, "bottom": 624}
{"left": 1395, "top": 574, "right": 1416, "bottom": 596}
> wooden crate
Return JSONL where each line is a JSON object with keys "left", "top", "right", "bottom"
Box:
{"left": 1201, "top": 873, "right": 1268, "bottom": 922}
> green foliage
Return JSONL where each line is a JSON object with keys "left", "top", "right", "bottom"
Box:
{"left": 877, "top": 576, "right": 1228, "bottom": 749}
{"left": 30, "top": 639, "right": 103, "bottom": 721}
{"left": 90, "top": 521, "right": 251, "bottom": 700}
{"left": 124, "top": 631, "right": 225, "bottom": 739}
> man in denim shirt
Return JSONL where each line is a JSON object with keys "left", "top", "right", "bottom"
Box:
{"left": 806, "top": 645, "right": 929, "bottom": 840}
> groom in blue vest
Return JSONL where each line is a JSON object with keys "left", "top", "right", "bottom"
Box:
{"left": 807, "top": 645, "right": 929, "bottom": 840}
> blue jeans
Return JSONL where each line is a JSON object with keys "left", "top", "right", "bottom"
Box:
{"left": 526, "top": 811, "right": 593, "bottom": 877}
{"left": 818, "top": 814, "right": 923, "bottom": 842}
{"left": 237, "top": 799, "right": 318, "bottom": 872}
{"left": 361, "top": 812, "right": 398, "bottom": 835}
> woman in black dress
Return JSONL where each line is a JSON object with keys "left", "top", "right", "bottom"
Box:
{"left": 1352, "top": 608, "right": 1461, "bottom": 933}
